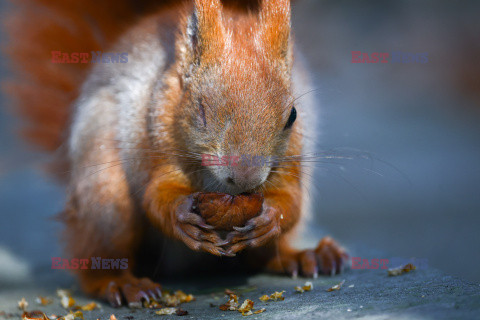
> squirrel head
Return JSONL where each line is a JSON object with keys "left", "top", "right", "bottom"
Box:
{"left": 172, "top": 0, "right": 298, "bottom": 194}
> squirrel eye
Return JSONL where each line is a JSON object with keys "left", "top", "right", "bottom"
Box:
{"left": 199, "top": 104, "right": 207, "bottom": 127}
{"left": 284, "top": 106, "right": 297, "bottom": 130}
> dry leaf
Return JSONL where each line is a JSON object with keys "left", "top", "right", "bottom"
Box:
{"left": 143, "top": 299, "right": 162, "bottom": 309}
{"left": 303, "top": 282, "right": 313, "bottom": 291}
{"left": 175, "top": 290, "right": 195, "bottom": 303}
{"left": 18, "top": 298, "right": 29, "bottom": 311}
{"left": 109, "top": 315, "right": 117, "bottom": 320}
{"left": 161, "top": 290, "right": 195, "bottom": 307}
{"left": 259, "top": 291, "right": 285, "bottom": 302}
{"left": 326, "top": 280, "right": 345, "bottom": 292}
{"left": 22, "top": 311, "right": 49, "bottom": 320}
{"left": 388, "top": 263, "right": 416, "bottom": 276}
{"left": 35, "top": 297, "right": 53, "bottom": 306}
{"left": 162, "top": 293, "right": 178, "bottom": 307}
{"left": 155, "top": 308, "right": 177, "bottom": 315}
{"left": 294, "top": 286, "right": 304, "bottom": 293}
{"left": 270, "top": 291, "right": 285, "bottom": 301}
{"left": 57, "top": 290, "right": 75, "bottom": 309}
{"left": 238, "top": 299, "right": 254, "bottom": 315}
{"left": 219, "top": 294, "right": 239, "bottom": 311}
{"left": 63, "top": 311, "right": 84, "bottom": 320}
{"left": 79, "top": 302, "right": 99, "bottom": 311}
{"left": 294, "top": 281, "right": 313, "bottom": 293}
{"left": 259, "top": 295, "right": 270, "bottom": 302}
{"left": 254, "top": 308, "right": 266, "bottom": 314}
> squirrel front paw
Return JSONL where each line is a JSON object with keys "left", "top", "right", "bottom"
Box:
{"left": 173, "top": 193, "right": 229, "bottom": 256}
{"left": 266, "top": 237, "right": 349, "bottom": 278}
{"left": 224, "top": 205, "right": 281, "bottom": 255}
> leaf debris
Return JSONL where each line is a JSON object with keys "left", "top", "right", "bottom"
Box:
{"left": 326, "top": 280, "right": 345, "bottom": 292}
{"left": 388, "top": 263, "right": 416, "bottom": 276}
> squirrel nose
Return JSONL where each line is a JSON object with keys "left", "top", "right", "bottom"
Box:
{"left": 227, "top": 166, "right": 268, "bottom": 191}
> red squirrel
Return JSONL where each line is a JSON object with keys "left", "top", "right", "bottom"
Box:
{"left": 4, "top": 0, "right": 348, "bottom": 307}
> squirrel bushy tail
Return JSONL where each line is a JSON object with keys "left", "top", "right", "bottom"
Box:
{"left": 1, "top": 0, "right": 175, "bottom": 153}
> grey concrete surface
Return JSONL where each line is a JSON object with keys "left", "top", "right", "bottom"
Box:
{"left": 0, "top": 256, "right": 479, "bottom": 320}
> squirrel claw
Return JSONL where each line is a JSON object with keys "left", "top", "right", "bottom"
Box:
{"left": 233, "top": 225, "right": 254, "bottom": 232}
{"left": 105, "top": 277, "right": 162, "bottom": 308}
{"left": 215, "top": 239, "right": 230, "bottom": 246}
{"left": 106, "top": 281, "right": 123, "bottom": 308}
{"left": 199, "top": 223, "right": 215, "bottom": 230}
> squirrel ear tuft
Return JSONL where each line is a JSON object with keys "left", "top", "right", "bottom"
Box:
{"left": 259, "top": 0, "right": 291, "bottom": 60}
{"left": 187, "top": 0, "right": 225, "bottom": 61}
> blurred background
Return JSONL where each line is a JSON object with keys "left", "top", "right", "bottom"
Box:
{"left": 0, "top": 0, "right": 479, "bottom": 289}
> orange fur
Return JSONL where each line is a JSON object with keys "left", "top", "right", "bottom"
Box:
{"left": 2, "top": 0, "right": 172, "bottom": 152}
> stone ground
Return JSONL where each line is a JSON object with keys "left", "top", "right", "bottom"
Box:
{"left": 1, "top": 246, "right": 479, "bottom": 320}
